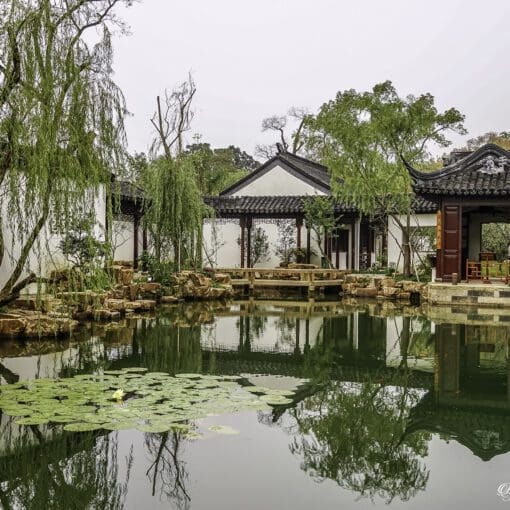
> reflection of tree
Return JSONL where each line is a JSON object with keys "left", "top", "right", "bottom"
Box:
{"left": 287, "top": 372, "right": 430, "bottom": 503}
{"left": 0, "top": 424, "right": 132, "bottom": 510}
{"left": 274, "top": 317, "right": 296, "bottom": 347}
{"left": 132, "top": 317, "right": 202, "bottom": 374}
{"left": 145, "top": 431, "right": 190, "bottom": 509}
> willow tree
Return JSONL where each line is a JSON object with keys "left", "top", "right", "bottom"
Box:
{"left": 308, "top": 81, "right": 465, "bottom": 276}
{"left": 0, "top": 0, "right": 131, "bottom": 305}
{"left": 144, "top": 75, "right": 205, "bottom": 271}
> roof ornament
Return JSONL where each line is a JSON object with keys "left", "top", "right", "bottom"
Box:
{"left": 478, "top": 155, "right": 508, "bottom": 175}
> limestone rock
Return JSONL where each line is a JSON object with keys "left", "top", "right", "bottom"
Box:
{"left": 121, "top": 268, "right": 134, "bottom": 285}
{"left": 353, "top": 287, "right": 378, "bottom": 298}
{"left": 104, "top": 298, "right": 127, "bottom": 311}
{"left": 0, "top": 314, "right": 26, "bottom": 337}
{"left": 161, "top": 295, "right": 179, "bottom": 304}
{"left": 142, "top": 282, "right": 161, "bottom": 294}
{"left": 213, "top": 273, "right": 231, "bottom": 285}
{"left": 383, "top": 286, "right": 399, "bottom": 298}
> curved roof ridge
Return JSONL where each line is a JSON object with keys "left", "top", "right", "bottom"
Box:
{"left": 405, "top": 143, "right": 510, "bottom": 182}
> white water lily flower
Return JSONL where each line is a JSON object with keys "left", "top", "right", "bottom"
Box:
{"left": 112, "top": 389, "right": 125, "bottom": 400}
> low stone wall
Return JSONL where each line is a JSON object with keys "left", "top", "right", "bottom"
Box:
{"left": 427, "top": 282, "right": 510, "bottom": 308}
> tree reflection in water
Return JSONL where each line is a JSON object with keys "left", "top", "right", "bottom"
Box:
{"left": 285, "top": 370, "right": 431, "bottom": 503}
{"left": 0, "top": 423, "right": 132, "bottom": 510}
{"left": 145, "top": 431, "right": 191, "bottom": 509}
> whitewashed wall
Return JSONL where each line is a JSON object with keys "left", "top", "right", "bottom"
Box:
{"left": 387, "top": 213, "right": 436, "bottom": 272}
{"left": 231, "top": 164, "right": 327, "bottom": 197}
{"left": 0, "top": 184, "right": 107, "bottom": 293}
{"left": 111, "top": 218, "right": 144, "bottom": 263}
{"left": 203, "top": 218, "right": 329, "bottom": 269}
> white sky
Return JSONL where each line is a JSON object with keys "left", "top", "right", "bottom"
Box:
{"left": 112, "top": 0, "right": 510, "bottom": 158}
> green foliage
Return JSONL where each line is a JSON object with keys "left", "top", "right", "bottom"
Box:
{"left": 59, "top": 214, "right": 109, "bottom": 268}
{"left": 307, "top": 81, "right": 465, "bottom": 275}
{"left": 237, "top": 226, "right": 270, "bottom": 266}
{"left": 0, "top": 0, "right": 130, "bottom": 301}
{"left": 185, "top": 142, "right": 256, "bottom": 195}
{"left": 481, "top": 223, "right": 510, "bottom": 260}
{"left": 139, "top": 250, "right": 176, "bottom": 285}
{"left": 303, "top": 196, "right": 337, "bottom": 266}
{"left": 274, "top": 220, "right": 296, "bottom": 266}
{"left": 464, "top": 131, "right": 510, "bottom": 151}
{"left": 142, "top": 155, "right": 204, "bottom": 268}
{"left": 308, "top": 81, "right": 466, "bottom": 218}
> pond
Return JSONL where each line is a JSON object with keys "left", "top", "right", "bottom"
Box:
{"left": 0, "top": 300, "right": 509, "bottom": 509}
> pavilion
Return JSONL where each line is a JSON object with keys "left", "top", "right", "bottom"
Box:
{"left": 406, "top": 144, "right": 510, "bottom": 282}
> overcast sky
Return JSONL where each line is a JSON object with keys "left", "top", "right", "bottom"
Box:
{"left": 112, "top": 0, "right": 510, "bottom": 158}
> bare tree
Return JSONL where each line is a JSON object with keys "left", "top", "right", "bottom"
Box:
{"left": 150, "top": 73, "right": 196, "bottom": 160}
{"left": 255, "top": 107, "right": 311, "bottom": 159}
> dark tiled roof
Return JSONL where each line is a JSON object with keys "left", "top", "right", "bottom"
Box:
{"left": 412, "top": 196, "right": 438, "bottom": 213}
{"left": 206, "top": 194, "right": 436, "bottom": 216}
{"left": 204, "top": 195, "right": 357, "bottom": 215}
{"left": 277, "top": 152, "right": 331, "bottom": 187}
{"left": 407, "top": 144, "right": 510, "bottom": 196}
{"left": 113, "top": 180, "right": 145, "bottom": 200}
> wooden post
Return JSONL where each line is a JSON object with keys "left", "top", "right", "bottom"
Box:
{"left": 296, "top": 217, "right": 302, "bottom": 250}
{"left": 306, "top": 226, "right": 311, "bottom": 264}
{"left": 240, "top": 217, "right": 246, "bottom": 268}
{"left": 247, "top": 216, "right": 252, "bottom": 268}
{"left": 133, "top": 213, "right": 139, "bottom": 269}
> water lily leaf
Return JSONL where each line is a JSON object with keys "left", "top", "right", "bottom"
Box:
{"left": 16, "top": 416, "right": 49, "bottom": 426}
{"left": 208, "top": 425, "right": 240, "bottom": 435}
{"left": 122, "top": 367, "right": 148, "bottom": 373}
{"left": 259, "top": 395, "right": 293, "bottom": 405}
{"left": 64, "top": 422, "right": 102, "bottom": 432}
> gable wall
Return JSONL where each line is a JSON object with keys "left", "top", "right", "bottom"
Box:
{"left": 230, "top": 164, "right": 327, "bottom": 197}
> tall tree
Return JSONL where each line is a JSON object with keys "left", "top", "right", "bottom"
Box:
{"left": 308, "top": 81, "right": 465, "bottom": 275}
{"left": 144, "top": 75, "right": 204, "bottom": 270}
{"left": 184, "top": 142, "right": 256, "bottom": 195}
{"left": 0, "top": 0, "right": 131, "bottom": 305}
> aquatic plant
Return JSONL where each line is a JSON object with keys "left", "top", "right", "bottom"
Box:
{"left": 0, "top": 370, "right": 299, "bottom": 434}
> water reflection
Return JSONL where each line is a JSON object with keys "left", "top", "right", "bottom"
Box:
{"left": 0, "top": 301, "right": 510, "bottom": 508}
{"left": 0, "top": 428, "right": 132, "bottom": 510}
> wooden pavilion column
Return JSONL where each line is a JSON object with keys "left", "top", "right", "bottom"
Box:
{"left": 240, "top": 216, "right": 246, "bottom": 268}
{"left": 133, "top": 212, "right": 139, "bottom": 268}
{"left": 335, "top": 230, "right": 340, "bottom": 269}
{"left": 246, "top": 216, "right": 253, "bottom": 268}
{"left": 296, "top": 217, "right": 303, "bottom": 250}
{"left": 306, "top": 223, "right": 311, "bottom": 263}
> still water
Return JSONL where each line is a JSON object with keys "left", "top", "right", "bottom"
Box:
{"left": 0, "top": 300, "right": 510, "bottom": 509}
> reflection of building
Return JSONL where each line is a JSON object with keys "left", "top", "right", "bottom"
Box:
{"left": 407, "top": 322, "right": 510, "bottom": 461}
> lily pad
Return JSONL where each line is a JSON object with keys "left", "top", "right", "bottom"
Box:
{"left": 64, "top": 422, "right": 102, "bottom": 432}
{"left": 208, "top": 425, "right": 240, "bottom": 435}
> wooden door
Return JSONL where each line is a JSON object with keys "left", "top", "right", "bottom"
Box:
{"left": 441, "top": 204, "right": 462, "bottom": 280}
